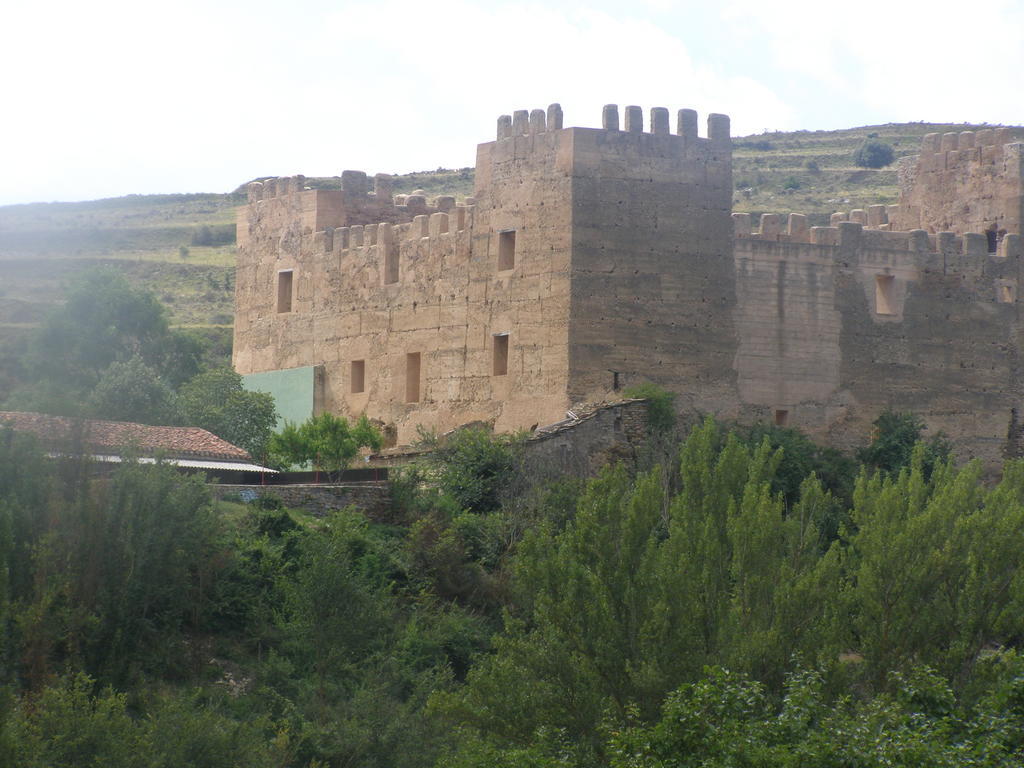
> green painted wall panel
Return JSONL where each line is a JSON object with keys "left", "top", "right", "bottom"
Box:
{"left": 242, "top": 366, "right": 319, "bottom": 429}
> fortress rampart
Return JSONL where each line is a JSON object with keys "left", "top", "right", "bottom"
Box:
{"left": 234, "top": 104, "right": 1024, "bottom": 465}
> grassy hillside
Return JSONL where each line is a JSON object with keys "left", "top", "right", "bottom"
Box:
{"left": 2, "top": 121, "right": 1021, "bottom": 343}
{"left": 0, "top": 193, "right": 241, "bottom": 331}
{"left": 732, "top": 122, "right": 1024, "bottom": 224}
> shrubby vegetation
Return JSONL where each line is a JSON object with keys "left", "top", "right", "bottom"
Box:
{"left": 269, "top": 412, "right": 383, "bottom": 476}
{"left": 4, "top": 314, "right": 1024, "bottom": 766}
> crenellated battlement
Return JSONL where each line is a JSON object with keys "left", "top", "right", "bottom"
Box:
{"left": 735, "top": 210, "right": 1023, "bottom": 262}
{"left": 237, "top": 168, "right": 474, "bottom": 253}
{"left": 493, "top": 103, "right": 730, "bottom": 150}
{"left": 495, "top": 104, "right": 564, "bottom": 139}
{"left": 306, "top": 205, "right": 477, "bottom": 257}
{"left": 913, "top": 130, "right": 1022, "bottom": 173}
{"left": 595, "top": 104, "right": 730, "bottom": 144}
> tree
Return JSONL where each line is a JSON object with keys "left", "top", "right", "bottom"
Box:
{"left": 86, "top": 357, "right": 182, "bottom": 425}
{"left": 434, "top": 419, "right": 842, "bottom": 761}
{"left": 853, "top": 138, "right": 895, "bottom": 168}
{"left": 178, "top": 368, "right": 277, "bottom": 459}
{"left": 6, "top": 270, "right": 202, "bottom": 412}
{"left": 857, "top": 409, "right": 950, "bottom": 478}
{"left": 268, "top": 413, "right": 382, "bottom": 479}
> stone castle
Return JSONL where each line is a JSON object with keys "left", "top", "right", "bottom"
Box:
{"left": 232, "top": 103, "right": 1024, "bottom": 465}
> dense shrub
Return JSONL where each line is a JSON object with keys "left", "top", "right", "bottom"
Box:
{"left": 853, "top": 138, "right": 895, "bottom": 168}
{"left": 433, "top": 427, "right": 523, "bottom": 514}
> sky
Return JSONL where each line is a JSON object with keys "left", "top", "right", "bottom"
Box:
{"left": 3, "top": 0, "right": 1024, "bottom": 206}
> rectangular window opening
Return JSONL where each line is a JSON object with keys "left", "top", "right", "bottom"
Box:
{"left": 351, "top": 360, "right": 365, "bottom": 394}
{"left": 774, "top": 409, "right": 789, "bottom": 427}
{"left": 493, "top": 333, "right": 509, "bottom": 376}
{"left": 498, "top": 230, "right": 516, "bottom": 271}
{"left": 384, "top": 243, "right": 399, "bottom": 284}
{"left": 277, "top": 270, "right": 293, "bottom": 313}
{"left": 875, "top": 274, "right": 895, "bottom": 316}
{"left": 405, "top": 352, "right": 421, "bottom": 403}
{"left": 1000, "top": 284, "right": 1016, "bottom": 304}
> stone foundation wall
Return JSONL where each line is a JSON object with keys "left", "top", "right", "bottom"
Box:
{"left": 211, "top": 482, "right": 390, "bottom": 518}
{"left": 522, "top": 399, "right": 652, "bottom": 479}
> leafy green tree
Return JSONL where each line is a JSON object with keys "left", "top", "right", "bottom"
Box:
{"left": 269, "top": 412, "right": 382, "bottom": 479}
{"left": 12, "top": 458, "right": 223, "bottom": 686}
{"left": 435, "top": 419, "right": 843, "bottom": 762}
{"left": 600, "top": 665, "right": 1011, "bottom": 768}
{"left": 5, "top": 674, "right": 148, "bottom": 768}
{"left": 858, "top": 409, "right": 950, "bottom": 477}
{"left": 277, "top": 512, "right": 394, "bottom": 707}
{"left": 841, "top": 449, "right": 1024, "bottom": 682}
{"left": 86, "top": 356, "right": 182, "bottom": 425}
{"left": 178, "top": 368, "right": 278, "bottom": 459}
{"left": 35, "top": 270, "right": 198, "bottom": 387}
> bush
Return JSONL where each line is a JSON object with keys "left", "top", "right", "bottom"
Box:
{"left": 853, "top": 139, "right": 895, "bottom": 168}
{"left": 804, "top": 159, "right": 820, "bottom": 173}
{"left": 190, "top": 224, "right": 236, "bottom": 247}
{"left": 433, "top": 427, "right": 522, "bottom": 514}
{"left": 781, "top": 176, "right": 801, "bottom": 190}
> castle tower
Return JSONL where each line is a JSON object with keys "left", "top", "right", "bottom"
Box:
{"left": 475, "top": 104, "right": 735, "bottom": 411}
{"left": 889, "top": 128, "right": 1024, "bottom": 245}
{"left": 232, "top": 103, "right": 735, "bottom": 442}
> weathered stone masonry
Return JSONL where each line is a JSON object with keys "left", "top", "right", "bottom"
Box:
{"left": 234, "top": 105, "right": 1024, "bottom": 466}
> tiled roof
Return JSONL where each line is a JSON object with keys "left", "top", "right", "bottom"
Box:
{"left": 0, "top": 411, "right": 252, "bottom": 462}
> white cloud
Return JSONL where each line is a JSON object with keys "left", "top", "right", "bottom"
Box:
{"left": 288, "top": 1, "right": 794, "bottom": 173}
{"left": 726, "top": 0, "right": 1024, "bottom": 126}
{"left": 0, "top": 0, "right": 797, "bottom": 203}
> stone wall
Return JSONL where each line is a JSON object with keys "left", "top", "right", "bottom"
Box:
{"left": 734, "top": 215, "right": 1023, "bottom": 464}
{"left": 211, "top": 482, "right": 390, "bottom": 518}
{"left": 522, "top": 399, "right": 652, "bottom": 478}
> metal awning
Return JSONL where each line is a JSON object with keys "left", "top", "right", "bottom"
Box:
{"left": 47, "top": 453, "right": 279, "bottom": 473}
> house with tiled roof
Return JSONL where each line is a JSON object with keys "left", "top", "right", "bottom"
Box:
{"left": 0, "top": 411, "right": 276, "bottom": 478}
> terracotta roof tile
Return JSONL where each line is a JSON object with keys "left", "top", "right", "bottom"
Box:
{"left": 0, "top": 411, "right": 252, "bottom": 462}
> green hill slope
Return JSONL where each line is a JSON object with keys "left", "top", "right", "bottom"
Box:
{"left": 731, "top": 121, "right": 1023, "bottom": 223}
